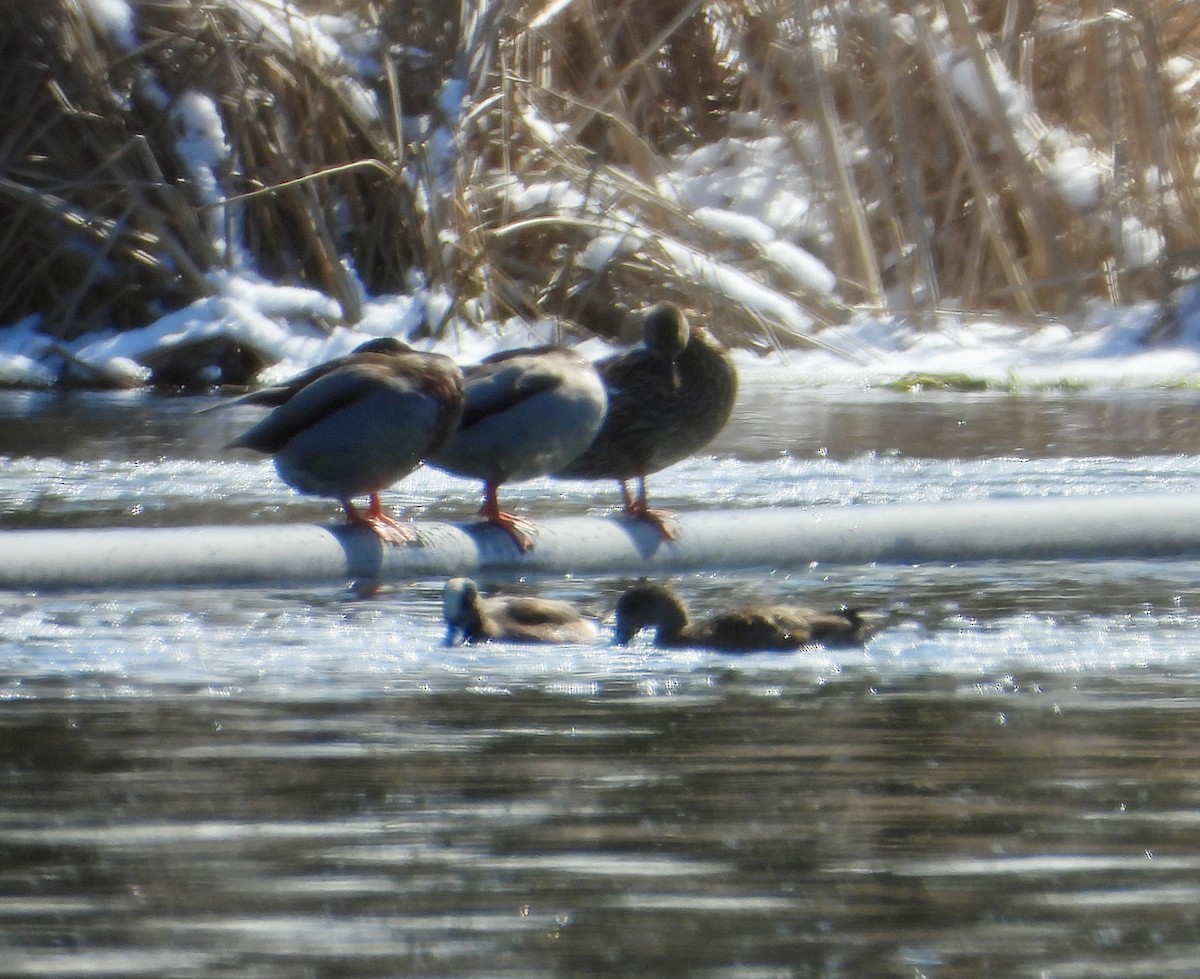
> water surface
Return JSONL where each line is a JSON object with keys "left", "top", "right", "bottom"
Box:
{"left": 2, "top": 383, "right": 1200, "bottom": 976}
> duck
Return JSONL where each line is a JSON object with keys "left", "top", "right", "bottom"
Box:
{"left": 553, "top": 302, "right": 737, "bottom": 541}
{"left": 442, "top": 576, "right": 600, "bottom": 645}
{"left": 226, "top": 345, "right": 464, "bottom": 545}
{"left": 613, "top": 581, "right": 873, "bottom": 652}
{"left": 427, "top": 345, "right": 607, "bottom": 552}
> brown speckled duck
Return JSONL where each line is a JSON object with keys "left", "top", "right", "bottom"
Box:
{"left": 442, "top": 577, "right": 600, "bottom": 645}
{"left": 226, "top": 345, "right": 463, "bottom": 545}
{"left": 613, "top": 581, "right": 873, "bottom": 652}
{"left": 553, "top": 302, "right": 737, "bottom": 541}
{"left": 428, "top": 345, "right": 607, "bottom": 552}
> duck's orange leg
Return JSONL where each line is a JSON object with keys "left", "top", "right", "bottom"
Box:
{"left": 344, "top": 494, "right": 420, "bottom": 546}
{"left": 622, "top": 476, "right": 679, "bottom": 542}
{"left": 480, "top": 481, "right": 536, "bottom": 552}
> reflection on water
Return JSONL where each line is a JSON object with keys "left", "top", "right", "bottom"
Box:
{"left": 5, "top": 674, "right": 1200, "bottom": 977}
{"left": 2, "top": 385, "right": 1200, "bottom": 975}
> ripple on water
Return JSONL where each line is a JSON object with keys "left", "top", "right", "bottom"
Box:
{"left": 4, "top": 392, "right": 1200, "bottom": 977}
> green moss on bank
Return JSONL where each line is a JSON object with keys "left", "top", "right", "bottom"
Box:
{"left": 883, "top": 373, "right": 993, "bottom": 393}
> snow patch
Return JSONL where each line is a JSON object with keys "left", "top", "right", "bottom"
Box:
{"left": 76, "top": 0, "right": 137, "bottom": 50}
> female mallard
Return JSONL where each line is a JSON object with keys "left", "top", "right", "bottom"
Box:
{"left": 442, "top": 576, "right": 600, "bottom": 645}
{"left": 553, "top": 302, "right": 737, "bottom": 541}
{"left": 226, "top": 346, "right": 464, "bottom": 545}
{"left": 613, "top": 581, "right": 873, "bottom": 652}
{"left": 428, "top": 345, "right": 607, "bottom": 552}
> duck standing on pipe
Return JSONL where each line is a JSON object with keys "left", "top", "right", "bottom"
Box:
{"left": 427, "top": 345, "right": 608, "bottom": 552}
{"left": 553, "top": 302, "right": 738, "bottom": 541}
{"left": 226, "top": 341, "right": 464, "bottom": 545}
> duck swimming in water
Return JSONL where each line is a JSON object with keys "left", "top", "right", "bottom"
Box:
{"left": 226, "top": 344, "right": 464, "bottom": 545}
{"left": 613, "top": 581, "right": 873, "bottom": 652}
{"left": 553, "top": 302, "right": 737, "bottom": 541}
{"left": 442, "top": 576, "right": 600, "bottom": 645}
{"left": 428, "top": 345, "right": 607, "bottom": 552}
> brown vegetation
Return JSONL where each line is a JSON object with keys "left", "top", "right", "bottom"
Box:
{"left": 2, "top": 0, "right": 1198, "bottom": 374}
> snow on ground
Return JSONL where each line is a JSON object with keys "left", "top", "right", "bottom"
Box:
{"left": 730, "top": 300, "right": 1200, "bottom": 390}
{"left": 4, "top": 284, "right": 1195, "bottom": 393}
{"left": 24, "top": 0, "right": 1200, "bottom": 393}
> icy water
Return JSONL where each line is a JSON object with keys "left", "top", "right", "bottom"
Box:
{"left": 3, "top": 381, "right": 1200, "bottom": 976}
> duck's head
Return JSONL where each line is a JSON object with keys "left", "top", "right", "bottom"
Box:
{"left": 613, "top": 580, "right": 689, "bottom": 644}
{"left": 642, "top": 303, "right": 690, "bottom": 390}
{"left": 442, "top": 576, "right": 482, "bottom": 646}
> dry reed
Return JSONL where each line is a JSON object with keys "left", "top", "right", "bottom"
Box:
{"left": 2, "top": 0, "right": 1199, "bottom": 384}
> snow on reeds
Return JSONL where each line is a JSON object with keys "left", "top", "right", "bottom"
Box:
{"left": 1, "top": 0, "right": 1198, "bottom": 386}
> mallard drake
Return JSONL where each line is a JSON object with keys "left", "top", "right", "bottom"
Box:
{"left": 553, "top": 302, "right": 737, "bottom": 541}
{"left": 226, "top": 346, "right": 464, "bottom": 545}
{"left": 442, "top": 576, "right": 600, "bottom": 645}
{"left": 428, "top": 345, "right": 607, "bottom": 552}
{"left": 613, "top": 581, "right": 873, "bottom": 652}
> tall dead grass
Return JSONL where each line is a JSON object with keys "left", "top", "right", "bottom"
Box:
{"left": 2, "top": 0, "right": 1199, "bottom": 373}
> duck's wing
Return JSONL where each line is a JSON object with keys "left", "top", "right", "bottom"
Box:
{"left": 499, "top": 596, "right": 586, "bottom": 627}
{"left": 594, "top": 346, "right": 671, "bottom": 399}
{"left": 457, "top": 354, "right": 566, "bottom": 431}
{"left": 197, "top": 379, "right": 309, "bottom": 413}
{"left": 553, "top": 347, "right": 671, "bottom": 479}
{"left": 200, "top": 339, "right": 414, "bottom": 413}
{"left": 204, "top": 374, "right": 319, "bottom": 412}
{"left": 225, "top": 364, "right": 387, "bottom": 453}
{"left": 493, "top": 596, "right": 598, "bottom": 643}
{"left": 703, "top": 606, "right": 817, "bottom": 652}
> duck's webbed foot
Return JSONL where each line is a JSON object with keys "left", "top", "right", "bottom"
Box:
{"left": 345, "top": 496, "right": 421, "bottom": 547}
{"left": 481, "top": 483, "right": 537, "bottom": 552}
{"left": 623, "top": 478, "right": 679, "bottom": 542}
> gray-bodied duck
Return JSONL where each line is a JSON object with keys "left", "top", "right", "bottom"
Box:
{"left": 442, "top": 576, "right": 600, "bottom": 645}
{"left": 428, "top": 345, "right": 607, "bottom": 552}
{"left": 226, "top": 345, "right": 464, "bottom": 545}
{"left": 553, "top": 302, "right": 737, "bottom": 541}
{"left": 613, "top": 581, "right": 873, "bottom": 652}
